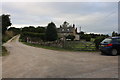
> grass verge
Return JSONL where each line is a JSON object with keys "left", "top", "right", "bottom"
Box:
{"left": 1, "top": 46, "right": 9, "bottom": 56}
{"left": 23, "top": 42, "right": 69, "bottom": 51}
{"left": 22, "top": 42, "right": 98, "bottom": 52}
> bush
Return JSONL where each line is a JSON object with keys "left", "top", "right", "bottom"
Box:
{"left": 8, "top": 27, "right": 20, "bottom": 35}
{"left": 84, "top": 35, "right": 91, "bottom": 41}
{"left": 2, "top": 34, "right": 12, "bottom": 43}
{"left": 20, "top": 32, "right": 46, "bottom": 42}
{"left": 94, "top": 36, "right": 105, "bottom": 49}
{"left": 2, "top": 46, "right": 9, "bottom": 56}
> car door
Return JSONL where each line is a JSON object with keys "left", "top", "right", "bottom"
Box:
{"left": 116, "top": 38, "right": 120, "bottom": 53}
{"left": 113, "top": 38, "right": 120, "bottom": 53}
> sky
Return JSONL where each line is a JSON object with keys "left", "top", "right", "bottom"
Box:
{"left": 1, "top": 2, "right": 118, "bottom": 35}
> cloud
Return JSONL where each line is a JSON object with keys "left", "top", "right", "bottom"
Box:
{"left": 2, "top": 2, "right": 118, "bottom": 35}
{"left": 2, "top": 0, "right": 120, "bottom": 2}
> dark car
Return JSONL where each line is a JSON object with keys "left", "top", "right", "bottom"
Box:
{"left": 99, "top": 37, "right": 120, "bottom": 56}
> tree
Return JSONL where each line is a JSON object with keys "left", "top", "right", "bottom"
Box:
{"left": 36, "top": 26, "right": 46, "bottom": 33}
{"left": 79, "top": 31, "right": 85, "bottom": 39}
{"left": 46, "top": 22, "right": 58, "bottom": 41}
{"left": 1, "top": 14, "right": 12, "bottom": 34}
{"left": 8, "top": 27, "right": 20, "bottom": 35}
{"left": 84, "top": 34, "right": 91, "bottom": 41}
{"left": 112, "top": 31, "right": 117, "bottom": 37}
{"left": 28, "top": 26, "right": 36, "bottom": 32}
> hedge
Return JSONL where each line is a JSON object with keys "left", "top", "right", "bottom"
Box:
{"left": 20, "top": 32, "right": 46, "bottom": 42}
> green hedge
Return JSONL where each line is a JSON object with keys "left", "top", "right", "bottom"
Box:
{"left": 94, "top": 36, "right": 105, "bottom": 49}
{"left": 20, "top": 32, "right": 46, "bottom": 42}
{"left": 2, "top": 34, "right": 12, "bottom": 43}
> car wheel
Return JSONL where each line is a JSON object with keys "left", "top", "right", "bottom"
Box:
{"left": 111, "top": 49, "right": 117, "bottom": 56}
{"left": 100, "top": 51, "right": 104, "bottom": 55}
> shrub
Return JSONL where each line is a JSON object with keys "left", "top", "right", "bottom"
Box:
{"left": 2, "top": 46, "right": 9, "bottom": 56}
{"left": 20, "top": 32, "right": 46, "bottom": 42}
{"left": 2, "top": 34, "right": 12, "bottom": 43}
{"left": 84, "top": 35, "right": 91, "bottom": 41}
{"left": 94, "top": 36, "right": 105, "bottom": 49}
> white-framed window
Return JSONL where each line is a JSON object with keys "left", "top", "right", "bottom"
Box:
{"left": 67, "top": 29, "right": 69, "bottom": 31}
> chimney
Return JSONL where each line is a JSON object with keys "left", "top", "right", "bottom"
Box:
{"left": 75, "top": 28, "right": 77, "bottom": 33}
{"left": 73, "top": 24, "right": 75, "bottom": 28}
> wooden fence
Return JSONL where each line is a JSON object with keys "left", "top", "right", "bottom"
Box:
{"left": 63, "top": 41, "right": 96, "bottom": 51}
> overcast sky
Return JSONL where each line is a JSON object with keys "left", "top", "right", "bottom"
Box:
{"left": 1, "top": 2, "right": 118, "bottom": 35}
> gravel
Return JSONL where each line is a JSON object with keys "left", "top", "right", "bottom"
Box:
{"left": 2, "top": 35, "right": 118, "bottom": 78}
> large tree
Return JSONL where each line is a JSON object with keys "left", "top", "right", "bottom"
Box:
{"left": 1, "top": 14, "right": 12, "bottom": 34}
{"left": 46, "top": 22, "right": 58, "bottom": 41}
{"left": 112, "top": 31, "right": 117, "bottom": 37}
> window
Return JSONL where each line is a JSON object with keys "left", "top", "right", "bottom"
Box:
{"left": 62, "top": 29, "right": 64, "bottom": 31}
{"left": 101, "top": 39, "right": 112, "bottom": 44}
{"left": 116, "top": 39, "right": 120, "bottom": 43}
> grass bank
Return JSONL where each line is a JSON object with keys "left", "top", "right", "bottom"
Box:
{"left": 2, "top": 34, "right": 11, "bottom": 56}
{"left": 2, "top": 32, "right": 17, "bottom": 56}
{"left": 1, "top": 46, "right": 9, "bottom": 56}
{"left": 22, "top": 42, "right": 97, "bottom": 52}
{"left": 23, "top": 42, "right": 69, "bottom": 51}
{"left": 2, "top": 34, "right": 12, "bottom": 44}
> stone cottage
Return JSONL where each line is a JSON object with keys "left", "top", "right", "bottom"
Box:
{"left": 57, "top": 21, "right": 79, "bottom": 40}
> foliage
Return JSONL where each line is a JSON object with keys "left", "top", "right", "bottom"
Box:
{"left": 1, "top": 14, "right": 12, "bottom": 34}
{"left": 66, "top": 35, "right": 75, "bottom": 41}
{"left": 1, "top": 15, "right": 20, "bottom": 43}
{"left": 20, "top": 26, "right": 46, "bottom": 42}
{"left": 64, "top": 41, "right": 96, "bottom": 51}
{"left": 79, "top": 31, "right": 85, "bottom": 39}
{"left": 112, "top": 31, "right": 118, "bottom": 37}
{"left": 79, "top": 31, "right": 109, "bottom": 42}
{"left": 23, "top": 40, "right": 96, "bottom": 51}
{"left": 84, "top": 34, "right": 91, "bottom": 41}
{"left": 23, "top": 42, "right": 69, "bottom": 51}
{"left": 22, "top": 26, "right": 46, "bottom": 33}
{"left": 20, "top": 32, "right": 46, "bottom": 42}
{"left": 2, "top": 27, "right": 20, "bottom": 43}
{"left": 46, "top": 22, "right": 58, "bottom": 41}
{"left": 94, "top": 36, "right": 105, "bottom": 49}
{"left": 2, "top": 34, "right": 12, "bottom": 43}
{"left": 36, "top": 26, "right": 46, "bottom": 33}
{"left": 1, "top": 46, "right": 9, "bottom": 56}
{"left": 8, "top": 27, "right": 20, "bottom": 35}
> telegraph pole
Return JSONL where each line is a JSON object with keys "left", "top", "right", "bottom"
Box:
{"left": 79, "top": 26, "right": 81, "bottom": 40}
{"left": 80, "top": 26, "right": 81, "bottom": 33}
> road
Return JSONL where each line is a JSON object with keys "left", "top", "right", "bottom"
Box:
{"left": 2, "top": 35, "right": 118, "bottom": 78}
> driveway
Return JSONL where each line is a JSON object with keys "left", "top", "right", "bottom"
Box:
{"left": 2, "top": 35, "right": 118, "bottom": 78}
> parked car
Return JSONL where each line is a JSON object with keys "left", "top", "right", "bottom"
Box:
{"left": 99, "top": 37, "right": 120, "bottom": 56}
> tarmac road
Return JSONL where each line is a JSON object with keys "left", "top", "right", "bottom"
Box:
{"left": 2, "top": 35, "right": 118, "bottom": 78}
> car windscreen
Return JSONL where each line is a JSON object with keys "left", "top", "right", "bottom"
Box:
{"left": 101, "top": 38, "right": 112, "bottom": 44}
